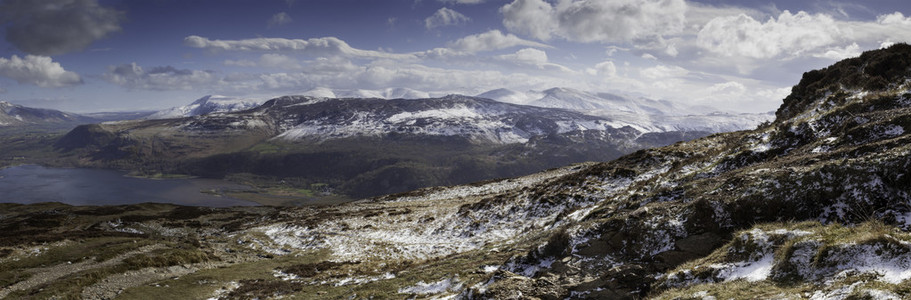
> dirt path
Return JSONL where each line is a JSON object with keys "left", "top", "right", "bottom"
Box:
{"left": 0, "top": 244, "right": 166, "bottom": 299}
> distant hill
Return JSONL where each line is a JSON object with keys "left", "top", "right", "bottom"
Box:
{"left": 146, "top": 95, "right": 263, "bottom": 119}
{"left": 0, "top": 101, "right": 96, "bottom": 128}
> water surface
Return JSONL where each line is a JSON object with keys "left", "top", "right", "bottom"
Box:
{"left": 0, "top": 165, "right": 257, "bottom": 207}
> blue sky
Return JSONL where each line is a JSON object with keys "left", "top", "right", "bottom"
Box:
{"left": 0, "top": 0, "right": 910, "bottom": 113}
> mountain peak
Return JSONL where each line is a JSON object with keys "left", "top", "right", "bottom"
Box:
{"left": 147, "top": 95, "right": 264, "bottom": 119}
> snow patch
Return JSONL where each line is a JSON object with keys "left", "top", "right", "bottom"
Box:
{"left": 883, "top": 125, "right": 905, "bottom": 137}
{"left": 333, "top": 272, "right": 395, "bottom": 286}
{"left": 398, "top": 276, "right": 462, "bottom": 295}
{"left": 716, "top": 253, "right": 774, "bottom": 282}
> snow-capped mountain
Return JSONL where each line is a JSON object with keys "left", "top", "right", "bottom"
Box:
{"left": 0, "top": 101, "right": 94, "bottom": 127}
{"left": 476, "top": 88, "right": 542, "bottom": 105}
{"left": 299, "top": 87, "right": 431, "bottom": 100}
{"left": 476, "top": 87, "right": 774, "bottom": 133}
{"left": 477, "top": 87, "right": 695, "bottom": 115}
{"left": 146, "top": 87, "right": 771, "bottom": 135}
{"left": 146, "top": 95, "right": 264, "bottom": 119}
{"left": 267, "top": 95, "right": 633, "bottom": 144}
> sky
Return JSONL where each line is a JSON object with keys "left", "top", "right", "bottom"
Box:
{"left": 0, "top": 0, "right": 910, "bottom": 113}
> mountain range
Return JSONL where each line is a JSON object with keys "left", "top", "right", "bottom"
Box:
{"left": 0, "top": 101, "right": 94, "bottom": 128}
{"left": 148, "top": 86, "right": 772, "bottom": 134}
{"left": 54, "top": 94, "right": 709, "bottom": 199}
{"left": 2, "top": 44, "right": 911, "bottom": 299}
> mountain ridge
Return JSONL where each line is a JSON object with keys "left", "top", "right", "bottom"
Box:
{"left": 0, "top": 101, "right": 96, "bottom": 127}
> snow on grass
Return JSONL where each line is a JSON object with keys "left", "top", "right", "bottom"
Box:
{"left": 275, "top": 110, "right": 532, "bottom": 144}
{"left": 332, "top": 272, "right": 395, "bottom": 286}
{"left": 715, "top": 253, "right": 774, "bottom": 282}
{"left": 691, "top": 290, "right": 716, "bottom": 300}
{"left": 883, "top": 124, "right": 905, "bottom": 137}
{"left": 749, "top": 132, "right": 772, "bottom": 153}
{"left": 386, "top": 106, "right": 484, "bottom": 123}
{"left": 482, "top": 265, "right": 500, "bottom": 273}
{"left": 398, "top": 276, "right": 462, "bottom": 295}
{"left": 670, "top": 228, "right": 815, "bottom": 284}
{"left": 825, "top": 243, "right": 911, "bottom": 284}
{"left": 642, "top": 213, "right": 688, "bottom": 256}
{"left": 812, "top": 137, "right": 839, "bottom": 153}
{"left": 809, "top": 281, "right": 864, "bottom": 300}
{"left": 272, "top": 270, "right": 299, "bottom": 281}
{"left": 249, "top": 163, "right": 613, "bottom": 262}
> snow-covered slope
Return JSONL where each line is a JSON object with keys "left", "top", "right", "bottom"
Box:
{"left": 300, "top": 87, "right": 431, "bottom": 100}
{"left": 147, "top": 95, "right": 263, "bottom": 119}
{"left": 476, "top": 87, "right": 773, "bottom": 133}
{"left": 476, "top": 88, "right": 541, "bottom": 105}
{"left": 0, "top": 101, "right": 94, "bottom": 127}
{"left": 258, "top": 95, "right": 633, "bottom": 144}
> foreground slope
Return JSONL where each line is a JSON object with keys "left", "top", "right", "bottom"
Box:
{"left": 3, "top": 45, "right": 911, "bottom": 299}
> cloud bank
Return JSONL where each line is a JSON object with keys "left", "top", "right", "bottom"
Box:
{"left": 0, "top": 55, "right": 82, "bottom": 87}
{"left": 0, "top": 0, "right": 124, "bottom": 56}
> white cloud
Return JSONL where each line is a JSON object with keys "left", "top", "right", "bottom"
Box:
{"left": 184, "top": 35, "right": 415, "bottom": 60}
{"left": 225, "top": 54, "right": 303, "bottom": 69}
{"left": 259, "top": 54, "right": 302, "bottom": 69}
{"left": 425, "top": 7, "right": 470, "bottom": 29}
{"left": 104, "top": 63, "right": 219, "bottom": 91}
{"left": 500, "top": 0, "right": 686, "bottom": 44}
{"left": 878, "top": 12, "right": 911, "bottom": 26}
{"left": 594, "top": 61, "right": 617, "bottom": 77}
{"left": 0, "top": 0, "right": 124, "bottom": 56}
{"left": 697, "top": 10, "right": 842, "bottom": 59}
{"left": 640, "top": 65, "right": 688, "bottom": 79}
{"left": 0, "top": 55, "right": 82, "bottom": 87}
{"left": 493, "top": 48, "right": 574, "bottom": 73}
{"left": 224, "top": 59, "right": 257, "bottom": 67}
{"left": 437, "top": 0, "right": 484, "bottom": 4}
{"left": 498, "top": 48, "right": 548, "bottom": 65}
{"left": 268, "top": 12, "right": 293, "bottom": 27}
{"left": 707, "top": 81, "right": 746, "bottom": 95}
{"left": 665, "top": 44, "right": 679, "bottom": 57}
{"left": 693, "top": 9, "right": 911, "bottom": 63}
{"left": 757, "top": 87, "right": 792, "bottom": 102}
{"left": 447, "top": 30, "right": 550, "bottom": 53}
{"left": 102, "top": 57, "right": 577, "bottom": 97}
{"left": 251, "top": 61, "right": 565, "bottom": 94}
{"left": 813, "top": 43, "right": 862, "bottom": 60}
{"left": 500, "top": 0, "right": 556, "bottom": 40}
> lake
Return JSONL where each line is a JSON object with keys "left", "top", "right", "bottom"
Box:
{"left": 0, "top": 165, "right": 258, "bottom": 207}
